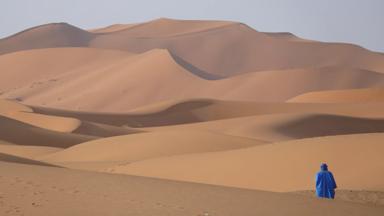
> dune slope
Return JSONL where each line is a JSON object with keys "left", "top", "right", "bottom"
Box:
{"left": 40, "top": 130, "right": 265, "bottom": 164}
{"left": 91, "top": 19, "right": 384, "bottom": 76}
{"left": 108, "top": 133, "right": 384, "bottom": 192}
{"left": 0, "top": 23, "right": 93, "bottom": 55}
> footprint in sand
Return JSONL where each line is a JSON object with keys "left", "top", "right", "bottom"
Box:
{"left": 14, "top": 178, "right": 23, "bottom": 183}
{"left": 177, "top": 206, "right": 185, "bottom": 210}
{"left": 50, "top": 185, "right": 65, "bottom": 191}
{"left": 31, "top": 202, "right": 42, "bottom": 207}
{"left": 126, "top": 198, "right": 137, "bottom": 203}
{"left": 26, "top": 181, "right": 35, "bottom": 185}
{"left": 68, "top": 189, "right": 81, "bottom": 195}
{"left": 3, "top": 205, "right": 23, "bottom": 216}
{"left": 155, "top": 202, "right": 165, "bottom": 207}
{"left": 153, "top": 201, "right": 186, "bottom": 211}
{"left": 32, "top": 191, "right": 44, "bottom": 196}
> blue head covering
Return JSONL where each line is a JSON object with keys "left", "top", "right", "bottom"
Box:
{"left": 321, "top": 163, "right": 328, "bottom": 171}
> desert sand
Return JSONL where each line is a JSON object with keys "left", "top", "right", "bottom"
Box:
{"left": 1, "top": 18, "right": 384, "bottom": 215}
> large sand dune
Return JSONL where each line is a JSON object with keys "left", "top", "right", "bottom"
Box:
{"left": 1, "top": 18, "right": 384, "bottom": 77}
{"left": 0, "top": 47, "right": 131, "bottom": 91}
{"left": 28, "top": 99, "right": 384, "bottom": 130}
{"left": 0, "top": 99, "right": 136, "bottom": 138}
{"left": 107, "top": 133, "right": 384, "bottom": 192}
{"left": 39, "top": 130, "right": 264, "bottom": 164}
{"left": 2, "top": 47, "right": 384, "bottom": 111}
{"left": 0, "top": 23, "right": 93, "bottom": 55}
{"left": 146, "top": 112, "right": 384, "bottom": 141}
{"left": 92, "top": 20, "right": 384, "bottom": 77}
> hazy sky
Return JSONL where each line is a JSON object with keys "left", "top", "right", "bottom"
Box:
{"left": 1, "top": 0, "right": 383, "bottom": 52}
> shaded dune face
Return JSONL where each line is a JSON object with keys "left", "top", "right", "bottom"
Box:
{"left": 0, "top": 152, "right": 58, "bottom": 167}
{"left": 0, "top": 115, "right": 95, "bottom": 148}
{"left": 29, "top": 99, "right": 218, "bottom": 127}
{"left": 288, "top": 88, "right": 384, "bottom": 103}
{"left": 275, "top": 114, "right": 384, "bottom": 139}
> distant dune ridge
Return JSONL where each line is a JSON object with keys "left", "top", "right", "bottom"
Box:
{"left": 1, "top": 18, "right": 384, "bottom": 215}
{"left": 1, "top": 48, "right": 384, "bottom": 111}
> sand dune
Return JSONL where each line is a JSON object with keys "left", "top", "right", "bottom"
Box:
{"left": 29, "top": 99, "right": 384, "bottom": 132}
{"left": 73, "top": 121, "right": 143, "bottom": 137}
{"left": 2, "top": 162, "right": 383, "bottom": 216}
{"left": 40, "top": 130, "right": 264, "bottom": 164}
{"left": 0, "top": 23, "right": 93, "bottom": 55}
{"left": 212, "top": 66, "right": 384, "bottom": 102}
{"left": 1, "top": 19, "right": 383, "bottom": 78}
{"left": 2, "top": 109, "right": 81, "bottom": 133}
{"left": 288, "top": 88, "right": 384, "bottom": 103}
{"left": 2, "top": 47, "right": 384, "bottom": 111}
{"left": 102, "top": 18, "right": 235, "bottom": 38}
{"left": 0, "top": 99, "right": 32, "bottom": 113}
{"left": 0, "top": 48, "right": 206, "bottom": 111}
{"left": 108, "top": 133, "right": 384, "bottom": 192}
{"left": 147, "top": 112, "right": 384, "bottom": 142}
{"left": 0, "top": 99, "right": 139, "bottom": 138}
{"left": 91, "top": 19, "right": 384, "bottom": 77}
{"left": 274, "top": 114, "right": 384, "bottom": 139}
{"left": 30, "top": 99, "right": 283, "bottom": 127}
{"left": 0, "top": 47, "right": 131, "bottom": 92}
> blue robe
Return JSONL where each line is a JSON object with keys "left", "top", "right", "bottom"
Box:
{"left": 316, "top": 168, "right": 337, "bottom": 199}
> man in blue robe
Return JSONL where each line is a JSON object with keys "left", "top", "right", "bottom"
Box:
{"left": 315, "top": 163, "right": 337, "bottom": 199}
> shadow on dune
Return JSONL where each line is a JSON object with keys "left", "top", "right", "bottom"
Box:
{"left": 0, "top": 152, "right": 59, "bottom": 167}
{"left": 168, "top": 51, "right": 223, "bottom": 80}
{"left": 30, "top": 99, "right": 215, "bottom": 127}
{"left": 0, "top": 116, "right": 95, "bottom": 147}
{"left": 275, "top": 114, "right": 384, "bottom": 139}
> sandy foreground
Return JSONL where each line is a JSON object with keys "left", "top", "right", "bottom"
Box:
{"left": 1, "top": 18, "right": 384, "bottom": 215}
{"left": 1, "top": 162, "right": 383, "bottom": 216}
